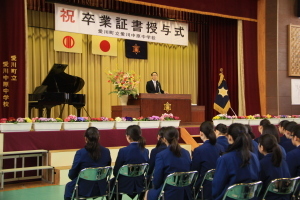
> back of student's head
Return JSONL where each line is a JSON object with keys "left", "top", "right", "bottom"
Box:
{"left": 284, "top": 121, "right": 298, "bottom": 133}
{"left": 262, "top": 124, "right": 280, "bottom": 143}
{"left": 215, "top": 123, "right": 227, "bottom": 136}
{"left": 227, "top": 123, "right": 251, "bottom": 167}
{"left": 279, "top": 120, "right": 289, "bottom": 128}
{"left": 85, "top": 127, "right": 101, "bottom": 161}
{"left": 156, "top": 127, "right": 167, "bottom": 148}
{"left": 163, "top": 126, "right": 181, "bottom": 157}
{"left": 126, "top": 125, "right": 146, "bottom": 149}
{"left": 292, "top": 125, "right": 300, "bottom": 139}
{"left": 244, "top": 124, "right": 255, "bottom": 139}
{"left": 258, "top": 134, "right": 282, "bottom": 167}
{"left": 260, "top": 119, "right": 271, "bottom": 126}
{"left": 200, "top": 121, "right": 216, "bottom": 145}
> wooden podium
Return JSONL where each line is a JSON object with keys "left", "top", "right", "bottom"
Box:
{"left": 129, "top": 93, "right": 191, "bottom": 122}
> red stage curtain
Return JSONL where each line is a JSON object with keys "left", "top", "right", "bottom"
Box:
{"left": 197, "top": 16, "right": 238, "bottom": 120}
{"left": 243, "top": 21, "right": 261, "bottom": 115}
{"left": 0, "top": 0, "right": 26, "bottom": 118}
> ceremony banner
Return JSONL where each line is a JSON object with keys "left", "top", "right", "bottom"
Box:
{"left": 92, "top": 35, "right": 117, "bottom": 56}
{"left": 54, "top": 31, "right": 83, "bottom": 53}
{"left": 55, "top": 3, "right": 188, "bottom": 46}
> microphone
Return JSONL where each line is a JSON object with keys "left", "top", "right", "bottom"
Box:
{"left": 157, "top": 81, "right": 161, "bottom": 94}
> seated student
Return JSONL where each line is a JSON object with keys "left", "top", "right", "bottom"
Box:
{"left": 111, "top": 125, "right": 149, "bottom": 200}
{"left": 258, "top": 124, "right": 287, "bottom": 160}
{"left": 146, "top": 126, "right": 192, "bottom": 200}
{"left": 258, "top": 134, "right": 291, "bottom": 200}
{"left": 148, "top": 127, "right": 168, "bottom": 179}
{"left": 254, "top": 118, "right": 271, "bottom": 143}
{"left": 212, "top": 123, "right": 260, "bottom": 200}
{"left": 215, "top": 123, "right": 229, "bottom": 151}
{"left": 280, "top": 121, "right": 297, "bottom": 153}
{"left": 244, "top": 124, "right": 259, "bottom": 158}
{"left": 191, "top": 121, "right": 224, "bottom": 200}
{"left": 286, "top": 124, "right": 300, "bottom": 177}
{"left": 64, "top": 127, "right": 112, "bottom": 200}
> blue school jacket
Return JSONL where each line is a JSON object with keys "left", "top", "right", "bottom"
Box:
{"left": 148, "top": 143, "right": 167, "bottom": 175}
{"left": 286, "top": 146, "right": 300, "bottom": 177}
{"left": 147, "top": 146, "right": 192, "bottom": 200}
{"left": 259, "top": 153, "right": 291, "bottom": 200}
{"left": 191, "top": 140, "right": 224, "bottom": 200}
{"left": 212, "top": 150, "right": 260, "bottom": 200}
{"left": 280, "top": 135, "right": 296, "bottom": 153}
{"left": 216, "top": 136, "right": 229, "bottom": 151}
{"left": 112, "top": 142, "right": 149, "bottom": 195}
{"left": 64, "top": 146, "right": 111, "bottom": 198}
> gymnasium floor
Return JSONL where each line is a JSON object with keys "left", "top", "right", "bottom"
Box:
{"left": 0, "top": 181, "right": 136, "bottom": 200}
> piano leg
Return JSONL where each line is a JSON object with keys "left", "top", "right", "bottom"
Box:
{"left": 45, "top": 106, "right": 53, "bottom": 118}
{"left": 73, "top": 105, "right": 83, "bottom": 117}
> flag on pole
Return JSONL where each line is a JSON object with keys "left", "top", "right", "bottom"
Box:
{"left": 125, "top": 39, "right": 147, "bottom": 59}
{"left": 213, "top": 70, "right": 231, "bottom": 114}
{"left": 54, "top": 31, "right": 82, "bottom": 53}
{"left": 92, "top": 36, "right": 118, "bottom": 56}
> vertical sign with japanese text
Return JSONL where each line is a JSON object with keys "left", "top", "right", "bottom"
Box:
{"left": 55, "top": 3, "right": 188, "bottom": 46}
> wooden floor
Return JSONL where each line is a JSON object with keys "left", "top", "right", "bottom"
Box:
{"left": 1, "top": 180, "right": 53, "bottom": 192}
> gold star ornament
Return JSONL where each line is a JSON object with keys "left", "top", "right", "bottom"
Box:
{"left": 218, "top": 87, "right": 228, "bottom": 97}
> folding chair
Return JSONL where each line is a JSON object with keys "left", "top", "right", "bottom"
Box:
{"left": 71, "top": 166, "right": 112, "bottom": 200}
{"left": 110, "top": 163, "right": 149, "bottom": 200}
{"left": 158, "top": 171, "right": 198, "bottom": 200}
{"left": 222, "top": 181, "right": 263, "bottom": 200}
{"left": 194, "top": 169, "right": 215, "bottom": 200}
{"left": 292, "top": 176, "right": 300, "bottom": 200}
{"left": 262, "top": 177, "right": 300, "bottom": 200}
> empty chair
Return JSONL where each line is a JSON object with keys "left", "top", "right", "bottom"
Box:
{"left": 158, "top": 171, "right": 198, "bottom": 200}
{"left": 71, "top": 166, "right": 112, "bottom": 200}
{"left": 261, "top": 177, "right": 300, "bottom": 200}
{"left": 222, "top": 181, "right": 262, "bottom": 200}
{"left": 110, "top": 163, "right": 149, "bottom": 200}
{"left": 195, "top": 169, "right": 215, "bottom": 200}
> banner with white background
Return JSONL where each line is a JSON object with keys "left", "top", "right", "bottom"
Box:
{"left": 55, "top": 3, "right": 188, "bottom": 46}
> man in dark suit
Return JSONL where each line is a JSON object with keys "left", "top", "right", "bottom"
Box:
{"left": 146, "top": 72, "right": 168, "bottom": 94}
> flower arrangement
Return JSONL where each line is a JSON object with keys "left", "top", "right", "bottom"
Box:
{"left": 160, "top": 113, "right": 180, "bottom": 121}
{"left": 3, "top": 117, "right": 32, "bottom": 123}
{"left": 90, "top": 117, "right": 114, "bottom": 122}
{"left": 136, "top": 116, "right": 160, "bottom": 121}
{"left": 32, "top": 117, "right": 63, "bottom": 122}
{"left": 64, "top": 115, "right": 89, "bottom": 122}
{"left": 107, "top": 69, "right": 140, "bottom": 98}
{"left": 115, "top": 116, "right": 136, "bottom": 122}
{"left": 291, "top": 115, "right": 300, "bottom": 118}
{"left": 212, "top": 114, "right": 232, "bottom": 120}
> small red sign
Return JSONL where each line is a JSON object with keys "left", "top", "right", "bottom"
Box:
{"left": 63, "top": 36, "right": 75, "bottom": 48}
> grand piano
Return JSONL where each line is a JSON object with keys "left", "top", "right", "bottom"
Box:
{"left": 28, "top": 64, "right": 86, "bottom": 118}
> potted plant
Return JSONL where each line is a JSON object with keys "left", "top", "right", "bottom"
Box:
{"left": 90, "top": 117, "right": 115, "bottom": 130}
{"left": 114, "top": 116, "right": 138, "bottom": 129}
{"left": 232, "top": 115, "right": 249, "bottom": 125}
{"left": 159, "top": 113, "right": 181, "bottom": 128}
{"left": 137, "top": 116, "right": 160, "bottom": 128}
{"left": 0, "top": 117, "right": 33, "bottom": 132}
{"left": 63, "top": 115, "right": 90, "bottom": 130}
{"left": 107, "top": 69, "right": 140, "bottom": 105}
{"left": 32, "top": 117, "right": 63, "bottom": 131}
{"left": 212, "top": 114, "right": 232, "bottom": 126}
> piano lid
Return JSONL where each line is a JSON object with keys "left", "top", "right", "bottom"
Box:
{"left": 41, "top": 63, "right": 85, "bottom": 93}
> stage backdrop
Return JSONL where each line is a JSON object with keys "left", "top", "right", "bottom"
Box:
{"left": 0, "top": 0, "right": 26, "bottom": 118}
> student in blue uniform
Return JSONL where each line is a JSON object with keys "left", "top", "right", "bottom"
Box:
{"left": 287, "top": 125, "right": 300, "bottom": 197}
{"left": 258, "top": 134, "right": 291, "bottom": 200}
{"left": 148, "top": 127, "right": 168, "bottom": 176}
{"left": 215, "top": 123, "right": 229, "bottom": 151}
{"left": 280, "top": 121, "right": 297, "bottom": 153}
{"left": 111, "top": 125, "right": 149, "bottom": 200}
{"left": 254, "top": 118, "right": 271, "bottom": 143}
{"left": 258, "top": 124, "right": 286, "bottom": 160}
{"left": 64, "top": 127, "right": 112, "bottom": 200}
{"left": 212, "top": 123, "right": 260, "bottom": 200}
{"left": 191, "top": 121, "right": 224, "bottom": 200}
{"left": 244, "top": 124, "right": 259, "bottom": 157}
{"left": 146, "top": 126, "right": 192, "bottom": 200}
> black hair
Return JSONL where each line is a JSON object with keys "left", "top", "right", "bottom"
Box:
{"left": 156, "top": 127, "right": 167, "bottom": 148}
{"left": 243, "top": 124, "right": 254, "bottom": 152}
{"left": 226, "top": 123, "right": 251, "bottom": 167}
{"left": 284, "top": 121, "right": 298, "bottom": 132}
{"left": 278, "top": 120, "right": 289, "bottom": 128}
{"left": 84, "top": 127, "right": 101, "bottom": 161}
{"left": 163, "top": 126, "right": 181, "bottom": 157}
{"left": 292, "top": 125, "right": 300, "bottom": 139}
{"left": 126, "top": 125, "right": 146, "bottom": 149}
{"left": 262, "top": 124, "right": 280, "bottom": 143}
{"left": 258, "top": 134, "right": 282, "bottom": 167}
{"left": 151, "top": 72, "right": 158, "bottom": 76}
{"left": 200, "top": 121, "right": 217, "bottom": 145}
{"left": 259, "top": 119, "right": 271, "bottom": 126}
{"left": 215, "top": 123, "right": 227, "bottom": 135}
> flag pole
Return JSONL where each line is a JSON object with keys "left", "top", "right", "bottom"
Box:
{"left": 230, "top": 107, "right": 237, "bottom": 117}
